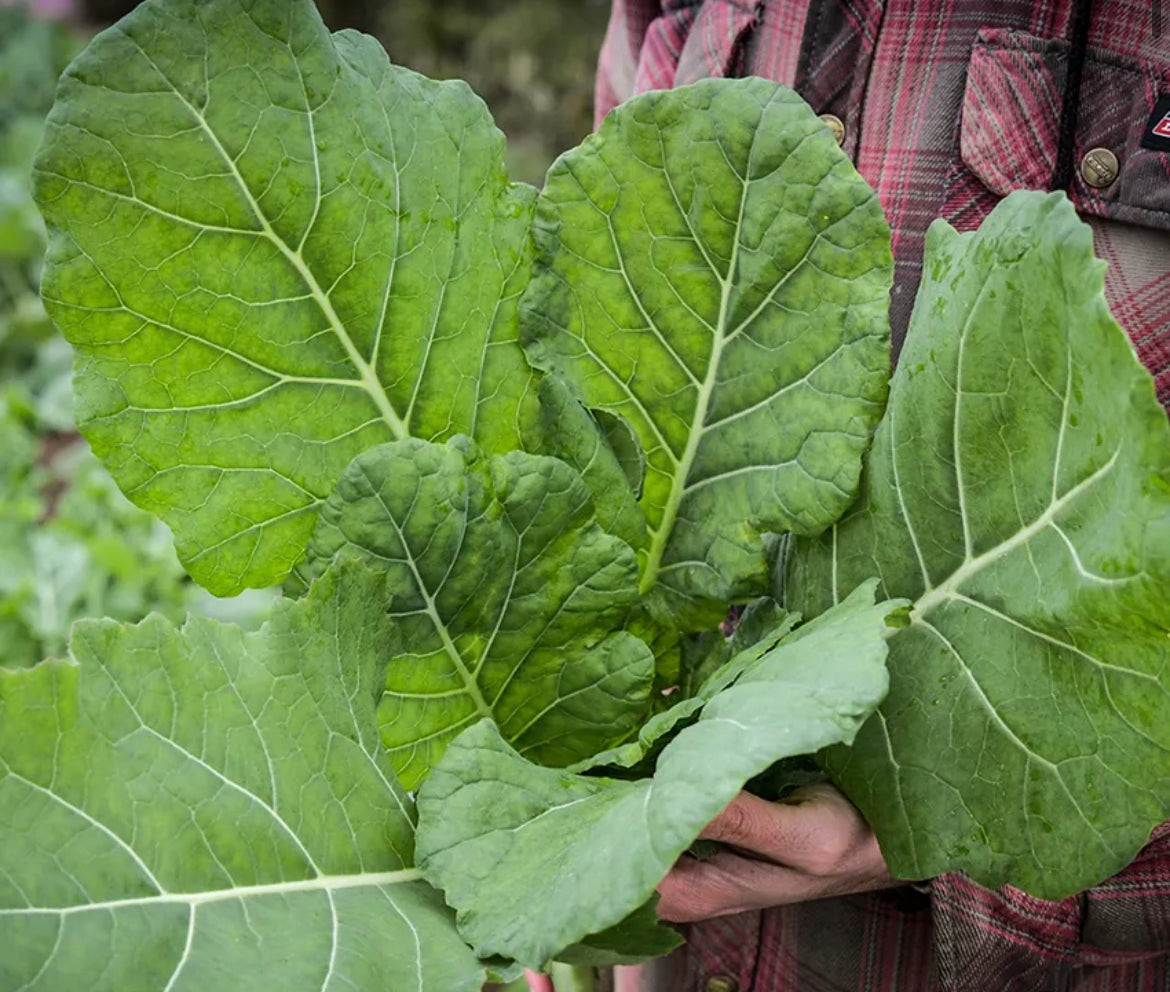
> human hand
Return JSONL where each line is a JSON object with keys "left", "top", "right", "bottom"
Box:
{"left": 656, "top": 783, "right": 897, "bottom": 922}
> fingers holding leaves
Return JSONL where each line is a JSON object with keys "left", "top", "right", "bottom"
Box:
{"left": 657, "top": 787, "right": 895, "bottom": 922}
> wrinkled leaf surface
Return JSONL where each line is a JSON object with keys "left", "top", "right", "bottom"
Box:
{"left": 296, "top": 436, "right": 655, "bottom": 788}
{"left": 787, "top": 192, "right": 1170, "bottom": 897}
{"left": 570, "top": 602, "right": 798, "bottom": 772}
{"left": 0, "top": 562, "right": 484, "bottom": 991}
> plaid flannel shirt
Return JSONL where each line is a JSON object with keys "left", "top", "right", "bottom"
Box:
{"left": 596, "top": 2, "right": 1170, "bottom": 990}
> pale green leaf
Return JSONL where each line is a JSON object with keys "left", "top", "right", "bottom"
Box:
{"left": 786, "top": 192, "right": 1170, "bottom": 897}
{"left": 416, "top": 582, "right": 900, "bottom": 968}
{"left": 0, "top": 562, "right": 485, "bottom": 992}
{"left": 521, "top": 79, "right": 892, "bottom": 627}
{"left": 35, "top": 0, "right": 538, "bottom": 595}
{"left": 296, "top": 436, "right": 655, "bottom": 788}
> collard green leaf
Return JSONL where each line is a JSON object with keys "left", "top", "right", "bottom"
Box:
{"left": 570, "top": 602, "right": 799, "bottom": 772}
{"left": 786, "top": 192, "right": 1170, "bottom": 897}
{"left": 555, "top": 899, "right": 683, "bottom": 967}
{"left": 521, "top": 78, "right": 892, "bottom": 628}
{"left": 35, "top": 0, "right": 538, "bottom": 595}
{"left": 627, "top": 606, "right": 684, "bottom": 692}
{"left": 0, "top": 561, "right": 485, "bottom": 992}
{"left": 416, "top": 582, "right": 900, "bottom": 968}
{"left": 296, "top": 436, "right": 655, "bottom": 788}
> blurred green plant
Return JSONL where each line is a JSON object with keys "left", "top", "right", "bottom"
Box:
{"left": 0, "top": 6, "right": 80, "bottom": 427}
{"left": 0, "top": 5, "right": 271, "bottom": 667}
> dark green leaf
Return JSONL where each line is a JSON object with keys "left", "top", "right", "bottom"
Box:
{"left": 296, "top": 436, "right": 654, "bottom": 787}
{"left": 522, "top": 79, "right": 892, "bottom": 627}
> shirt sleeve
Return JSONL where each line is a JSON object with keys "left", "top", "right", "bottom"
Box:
{"left": 594, "top": 0, "right": 660, "bottom": 126}
{"left": 930, "top": 821, "right": 1170, "bottom": 990}
{"left": 593, "top": 0, "right": 763, "bottom": 127}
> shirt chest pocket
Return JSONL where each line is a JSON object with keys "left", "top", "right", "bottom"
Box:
{"left": 948, "top": 27, "right": 1170, "bottom": 230}
{"left": 944, "top": 27, "right": 1170, "bottom": 408}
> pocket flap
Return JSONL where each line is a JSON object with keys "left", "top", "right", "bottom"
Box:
{"left": 959, "top": 28, "right": 1170, "bottom": 231}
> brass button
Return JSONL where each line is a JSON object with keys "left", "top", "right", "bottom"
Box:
{"left": 705, "top": 977, "right": 738, "bottom": 992}
{"left": 819, "top": 113, "right": 845, "bottom": 146}
{"left": 1080, "top": 147, "right": 1119, "bottom": 188}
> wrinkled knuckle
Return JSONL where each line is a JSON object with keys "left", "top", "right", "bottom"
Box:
{"left": 687, "top": 894, "right": 725, "bottom": 922}
{"left": 659, "top": 862, "right": 728, "bottom": 923}
{"left": 669, "top": 882, "right": 722, "bottom": 923}
{"left": 716, "top": 801, "right": 756, "bottom": 844}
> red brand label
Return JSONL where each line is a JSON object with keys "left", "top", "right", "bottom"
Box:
{"left": 1143, "top": 96, "right": 1170, "bottom": 151}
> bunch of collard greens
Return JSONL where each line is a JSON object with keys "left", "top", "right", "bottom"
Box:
{"left": 3, "top": 0, "right": 1169, "bottom": 986}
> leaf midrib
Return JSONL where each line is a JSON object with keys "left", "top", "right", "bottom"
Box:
{"left": 1, "top": 867, "right": 426, "bottom": 916}
{"left": 636, "top": 155, "right": 751, "bottom": 596}
{"left": 365, "top": 465, "right": 494, "bottom": 722}
{"left": 911, "top": 448, "right": 1121, "bottom": 619}
{"left": 634, "top": 116, "right": 842, "bottom": 598}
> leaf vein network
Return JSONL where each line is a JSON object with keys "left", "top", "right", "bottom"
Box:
{"left": 121, "top": 34, "right": 408, "bottom": 440}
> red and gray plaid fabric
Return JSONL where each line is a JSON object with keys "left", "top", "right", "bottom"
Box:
{"left": 596, "top": 2, "right": 1170, "bottom": 989}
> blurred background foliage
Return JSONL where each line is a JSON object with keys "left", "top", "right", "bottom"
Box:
{"left": 49, "top": 0, "right": 611, "bottom": 182}
{"left": 2, "top": 0, "right": 607, "bottom": 667}
{"left": 372, "top": 0, "right": 610, "bottom": 183}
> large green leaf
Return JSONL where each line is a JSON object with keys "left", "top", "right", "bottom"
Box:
{"left": 416, "top": 582, "right": 901, "bottom": 968}
{"left": 295, "top": 436, "right": 655, "bottom": 788}
{"left": 0, "top": 560, "right": 486, "bottom": 990}
{"left": 35, "top": 0, "right": 537, "bottom": 595}
{"left": 786, "top": 192, "right": 1170, "bottom": 897}
{"left": 521, "top": 79, "right": 892, "bottom": 627}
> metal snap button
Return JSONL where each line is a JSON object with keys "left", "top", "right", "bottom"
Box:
{"left": 819, "top": 113, "right": 845, "bottom": 146}
{"left": 1080, "top": 147, "right": 1119, "bottom": 188}
{"left": 705, "top": 976, "right": 738, "bottom": 992}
